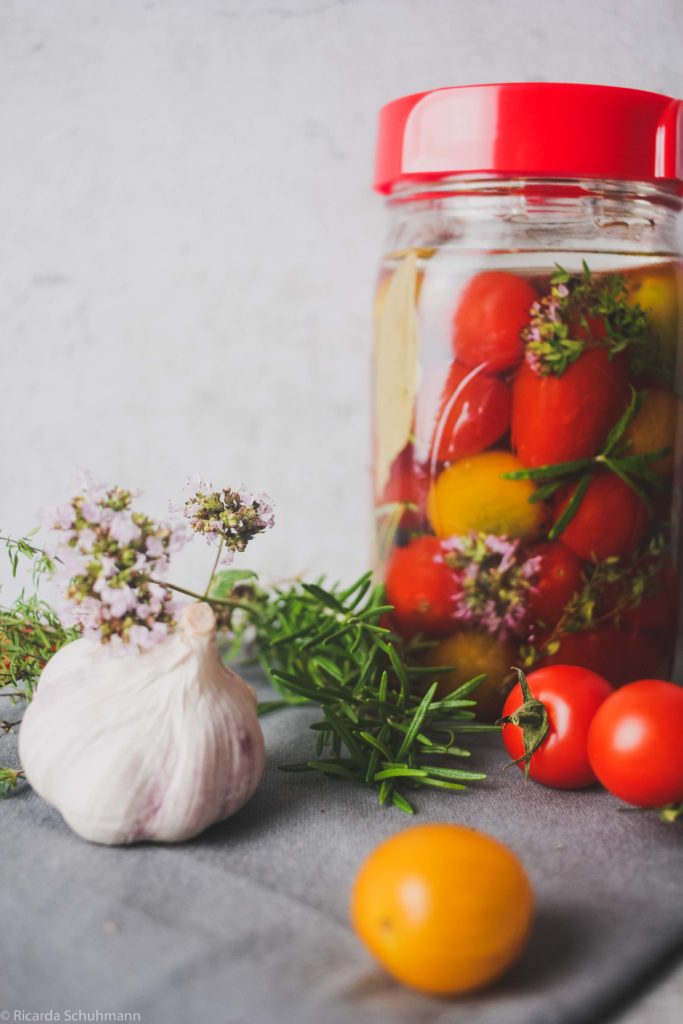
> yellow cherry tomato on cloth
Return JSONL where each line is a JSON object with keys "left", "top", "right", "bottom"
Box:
{"left": 428, "top": 451, "right": 544, "bottom": 540}
{"left": 350, "top": 823, "right": 534, "bottom": 996}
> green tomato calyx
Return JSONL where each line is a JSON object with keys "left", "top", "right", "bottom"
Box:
{"left": 497, "top": 667, "right": 549, "bottom": 780}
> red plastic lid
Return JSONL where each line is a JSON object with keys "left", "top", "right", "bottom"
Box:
{"left": 374, "top": 83, "right": 683, "bottom": 195}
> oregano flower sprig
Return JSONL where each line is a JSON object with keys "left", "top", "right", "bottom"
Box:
{"left": 523, "top": 263, "right": 667, "bottom": 379}
{"left": 182, "top": 478, "right": 275, "bottom": 568}
{"left": 444, "top": 533, "right": 541, "bottom": 640}
{"left": 42, "top": 478, "right": 187, "bottom": 652}
{"left": 524, "top": 277, "right": 582, "bottom": 376}
{"left": 37, "top": 476, "right": 276, "bottom": 654}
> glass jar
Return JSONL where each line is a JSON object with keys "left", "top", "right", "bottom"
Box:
{"left": 372, "top": 84, "right": 683, "bottom": 720}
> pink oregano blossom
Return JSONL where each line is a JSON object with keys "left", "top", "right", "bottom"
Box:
{"left": 444, "top": 532, "right": 541, "bottom": 640}
{"left": 41, "top": 474, "right": 275, "bottom": 654}
{"left": 522, "top": 274, "right": 583, "bottom": 377}
{"left": 42, "top": 475, "right": 186, "bottom": 653}
{"left": 181, "top": 476, "right": 275, "bottom": 565}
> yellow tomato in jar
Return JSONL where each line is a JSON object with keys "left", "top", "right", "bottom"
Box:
{"left": 426, "top": 630, "right": 517, "bottom": 722}
{"left": 625, "top": 263, "right": 680, "bottom": 355}
{"left": 623, "top": 389, "right": 679, "bottom": 474}
{"left": 428, "top": 451, "right": 543, "bottom": 540}
{"left": 351, "top": 823, "right": 534, "bottom": 996}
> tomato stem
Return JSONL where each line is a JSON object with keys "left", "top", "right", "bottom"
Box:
{"left": 660, "top": 803, "right": 683, "bottom": 824}
{"left": 497, "top": 668, "right": 549, "bottom": 780}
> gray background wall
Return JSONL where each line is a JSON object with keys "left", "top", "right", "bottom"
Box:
{"left": 1, "top": 0, "right": 682, "bottom": 594}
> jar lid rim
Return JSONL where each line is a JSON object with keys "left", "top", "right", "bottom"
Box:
{"left": 374, "top": 83, "right": 683, "bottom": 196}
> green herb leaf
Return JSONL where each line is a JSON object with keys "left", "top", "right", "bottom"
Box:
{"left": 548, "top": 473, "right": 592, "bottom": 540}
{"left": 209, "top": 568, "right": 258, "bottom": 601}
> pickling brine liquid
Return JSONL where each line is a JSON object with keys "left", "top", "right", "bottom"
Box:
{"left": 373, "top": 250, "right": 682, "bottom": 719}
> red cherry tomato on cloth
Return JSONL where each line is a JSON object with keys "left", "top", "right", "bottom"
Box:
{"left": 500, "top": 666, "right": 614, "bottom": 789}
{"left": 385, "top": 536, "right": 462, "bottom": 637}
{"left": 431, "top": 361, "right": 511, "bottom": 465}
{"left": 453, "top": 271, "right": 537, "bottom": 372}
{"left": 588, "top": 680, "right": 683, "bottom": 807}
{"left": 526, "top": 542, "right": 583, "bottom": 628}
{"left": 511, "top": 348, "right": 629, "bottom": 468}
{"left": 554, "top": 473, "right": 647, "bottom": 561}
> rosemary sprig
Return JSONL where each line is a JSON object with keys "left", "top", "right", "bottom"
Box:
{"left": 503, "top": 388, "right": 670, "bottom": 538}
{"left": 230, "top": 572, "right": 494, "bottom": 813}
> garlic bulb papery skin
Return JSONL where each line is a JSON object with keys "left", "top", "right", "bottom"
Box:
{"left": 18, "top": 602, "right": 265, "bottom": 845}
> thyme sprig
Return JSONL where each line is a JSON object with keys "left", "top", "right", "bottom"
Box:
{"left": 520, "top": 534, "right": 669, "bottom": 667}
{"left": 503, "top": 388, "right": 670, "bottom": 538}
{"left": 1, "top": 535, "right": 78, "bottom": 702}
{"left": 227, "top": 571, "right": 494, "bottom": 813}
{"left": 560, "top": 534, "right": 667, "bottom": 632}
{"left": 1, "top": 537, "right": 79, "bottom": 792}
{"left": 2, "top": 533, "right": 56, "bottom": 585}
{"left": 0, "top": 596, "right": 79, "bottom": 702}
{"left": 524, "top": 262, "right": 671, "bottom": 380}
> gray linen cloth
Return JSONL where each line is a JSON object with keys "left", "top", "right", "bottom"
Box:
{"left": 1, "top": 674, "right": 682, "bottom": 1024}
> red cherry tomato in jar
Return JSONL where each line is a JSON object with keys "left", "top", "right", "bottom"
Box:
{"left": 453, "top": 271, "right": 537, "bottom": 372}
{"left": 568, "top": 310, "right": 609, "bottom": 343}
{"left": 554, "top": 473, "right": 647, "bottom": 562}
{"left": 587, "top": 680, "right": 683, "bottom": 806}
{"left": 385, "top": 536, "right": 462, "bottom": 637}
{"left": 538, "top": 625, "right": 672, "bottom": 688}
{"left": 620, "top": 566, "right": 679, "bottom": 632}
{"left": 431, "top": 362, "right": 511, "bottom": 465}
{"left": 501, "top": 665, "right": 614, "bottom": 789}
{"left": 381, "top": 445, "right": 430, "bottom": 531}
{"left": 511, "top": 348, "right": 629, "bottom": 468}
{"left": 526, "top": 542, "right": 583, "bottom": 628}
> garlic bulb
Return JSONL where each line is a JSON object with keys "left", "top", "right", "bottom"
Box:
{"left": 19, "top": 602, "right": 265, "bottom": 845}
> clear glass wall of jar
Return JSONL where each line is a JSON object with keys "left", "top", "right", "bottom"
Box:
{"left": 373, "top": 175, "right": 682, "bottom": 720}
